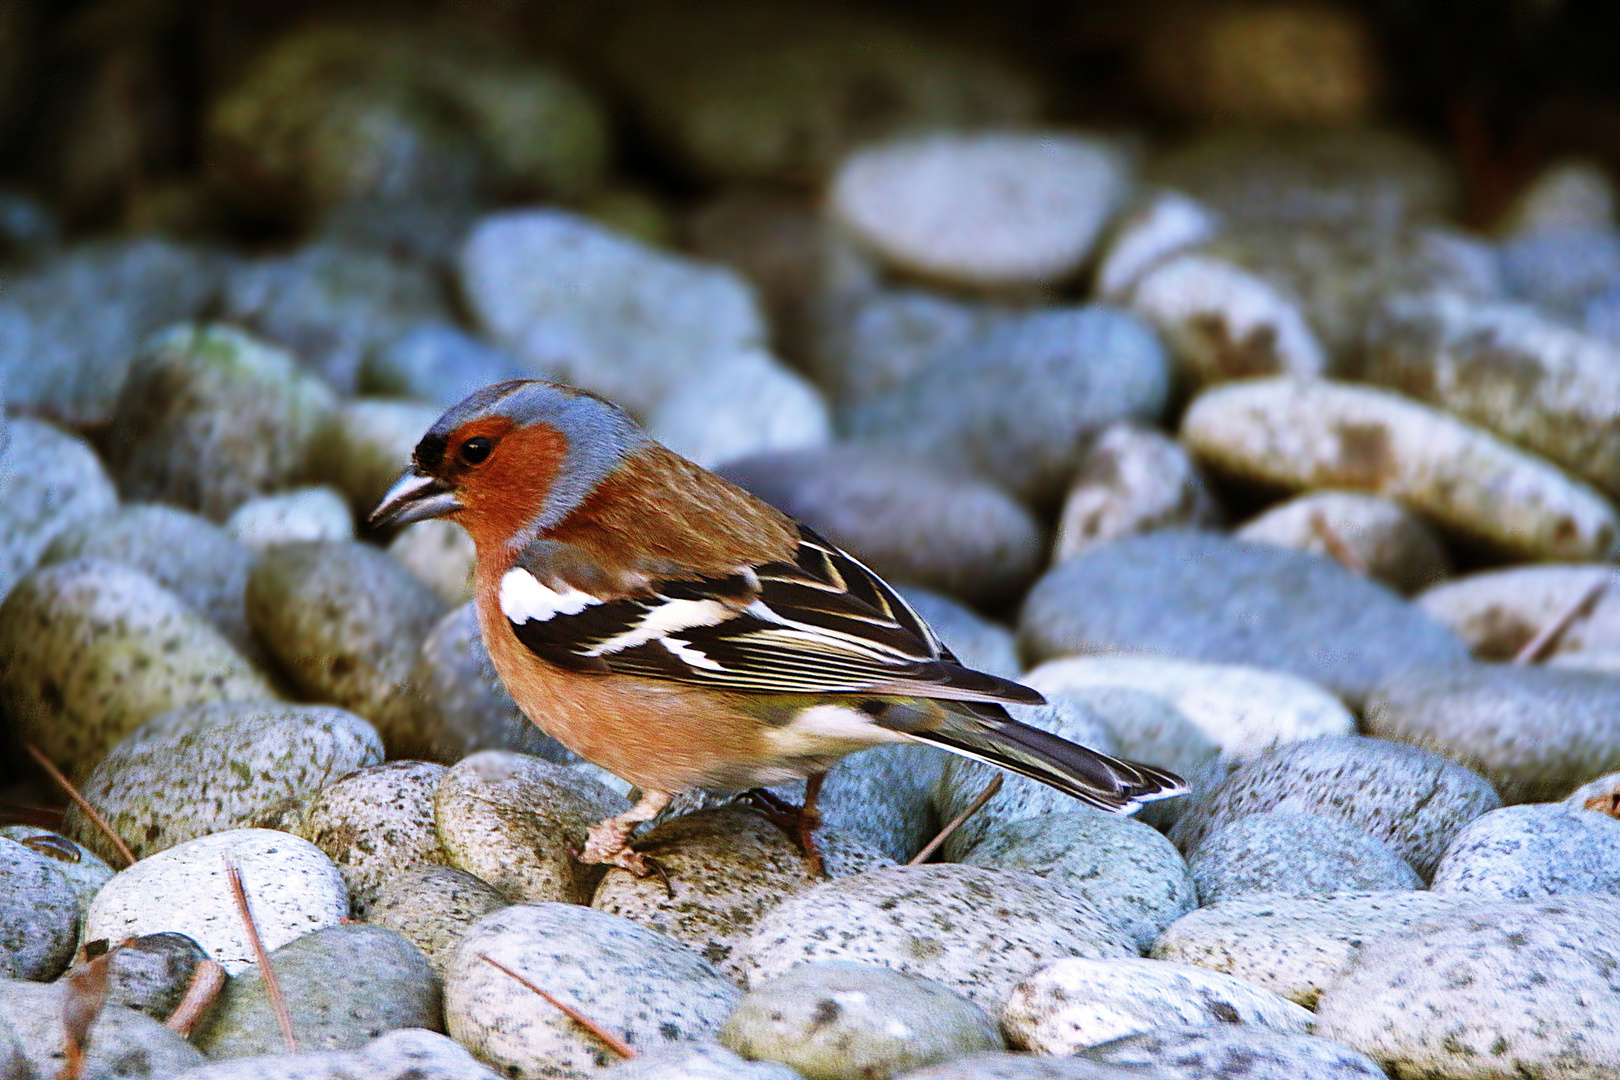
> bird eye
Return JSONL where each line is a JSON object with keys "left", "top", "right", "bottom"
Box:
{"left": 459, "top": 436, "right": 493, "bottom": 466}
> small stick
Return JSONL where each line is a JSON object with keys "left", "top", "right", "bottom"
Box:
{"left": 58, "top": 949, "right": 115, "bottom": 1080}
{"left": 224, "top": 859, "right": 298, "bottom": 1053}
{"left": 477, "top": 953, "right": 638, "bottom": 1060}
{"left": 909, "top": 773, "right": 1004, "bottom": 866}
{"left": 1514, "top": 578, "right": 1609, "bottom": 665}
{"left": 1309, "top": 511, "right": 1369, "bottom": 575}
{"left": 24, "top": 743, "right": 134, "bottom": 868}
{"left": 164, "top": 958, "right": 227, "bottom": 1038}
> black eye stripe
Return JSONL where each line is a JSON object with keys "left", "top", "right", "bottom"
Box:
{"left": 414, "top": 433, "right": 447, "bottom": 470}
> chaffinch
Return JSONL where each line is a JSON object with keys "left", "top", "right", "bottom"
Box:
{"left": 372, "top": 379, "right": 1184, "bottom": 875}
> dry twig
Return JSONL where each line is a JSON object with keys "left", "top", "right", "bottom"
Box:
{"left": 58, "top": 948, "right": 116, "bottom": 1080}
{"left": 24, "top": 744, "right": 134, "bottom": 868}
{"left": 909, "top": 773, "right": 1004, "bottom": 866}
{"left": 1308, "top": 511, "right": 1369, "bottom": 575}
{"left": 1513, "top": 578, "right": 1609, "bottom": 665}
{"left": 477, "top": 952, "right": 638, "bottom": 1059}
{"left": 164, "top": 958, "right": 227, "bottom": 1038}
{"left": 224, "top": 859, "right": 298, "bottom": 1053}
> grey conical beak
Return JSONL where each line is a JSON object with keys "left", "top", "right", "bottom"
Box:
{"left": 369, "top": 467, "right": 463, "bottom": 529}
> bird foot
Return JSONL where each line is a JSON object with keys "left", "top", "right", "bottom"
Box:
{"left": 743, "top": 788, "right": 826, "bottom": 877}
{"left": 577, "top": 814, "right": 673, "bottom": 896}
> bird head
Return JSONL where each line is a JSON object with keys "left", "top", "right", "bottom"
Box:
{"left": 369, "top": 379, "right": 647, "bottom": 549}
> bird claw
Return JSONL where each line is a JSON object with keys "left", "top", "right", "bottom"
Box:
{"left": 576, "top": 820, "right": 675, "bottom": 897}
{"left": 743, "top": 788, "right": 826, "bottom": 877}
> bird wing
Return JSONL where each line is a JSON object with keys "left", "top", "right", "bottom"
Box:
{"left": 500, "top": 525, "right": 1044, "bottom": 705}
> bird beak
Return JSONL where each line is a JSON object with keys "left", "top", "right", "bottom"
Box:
{"left": 369, "top": 467, "right": 463, "bottom": 529}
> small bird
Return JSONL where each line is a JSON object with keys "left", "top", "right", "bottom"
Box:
{"left": 372, "top": 379, "right": 1185, "bottom": 875}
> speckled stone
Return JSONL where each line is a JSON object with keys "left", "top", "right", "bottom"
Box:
{"left": 1235, "top": 490, "right": 1451, "bottom": 594}
{"left": 85, "top": 828, "right": 348, "bottom": 975}
{"left": 600, "top": 1041, "right": 800, "bottom": 1080}
{"left": 305, "top": 398, "right": 443, "bottom": 516}
{"left": 0, "top": 559, "right": 276, "bottom": 771}
{"left": 1415, "top": 564, "right": 1620, "bottom": 662}
{"left": 742, "top": 864, "right": 1134, "bottom": 1008}
{"left": 446, "top": 903, "right": 740, "bottom": 1079}
{"left": 1188, "top": 811, "right": 1422, "bottom": 903}
{"left": 722, "top": 962, "right": 1000, "bottom": 1080}
{"left": 300, "top": 761, "right": 448, "bottom": 915}
{"left": 388, "top": 519, "right": 477, "bottom": 607}
{"left": 1054, "top": 423, "right": 1220, "bottom": 562}
{"left": 1024, "top": 656, "right": 1354, "bottom": 761}
{"left": 0, "top": 826, "right": 113, "bottom": 922}
{"left": 1313, "top": 897, "right": 1620, "bottom": 1079}
{"left": 0, "top": 835, "right": 83, "bottom": 979}
{"left": 1430, "top": 803, "right": 1620, "bottom": 900}
{"left": 1086, "top": 1024, "right": 1389, "bottom": 1080}
{"left": 101, "top": 932, "right": 210, "bottom": 1023}
{"left": 247, "top": 540, "right": 445, "bottom": 755}
{"left": 1004, "top": 957, "right": 1312, "bottom": 1054}
{"left": 367, "top": 865, "right": 507, "bottom": 977}
{"left": 106, "top": 322, "right": 338, "bottom": 522}
{"left": 196, "top": 924, "right": 441, "bottom": 1058}
{"left": 168, "top": 1028, "right": 501, "bottom": 1080}
{"left": 1365, "top": 662, "right": 1620, "bottom": 803}
{"left": 0, "top": 977, "right": 205, "bottom": 1079}
{"left": 66, "top": 702, "right": 383, "bottom": 864}
{"left": 1150, "top": 891, "right": 1467, "bottom": 1007}
{"left": 435, "top": 751, "right": 630, "bottom": 905}
{"left": 0, "top": 416, "right": 119, "bottom": 605}
{"left": 898, "top": 1054, "right": 1163, "bottom": 1079}
{"left": 224, "top": 486, "right": 354, "bottom": 553}
{"left": 1169, "top": 735, "right": 1500, "bottom": 880}
{"left": 1181, "top": 376, "right": 1618, "bottom": 562}
{"left": 959, "top": 810, "right": 1194, "bottom": 953}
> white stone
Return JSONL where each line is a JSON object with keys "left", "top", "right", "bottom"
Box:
{"left": 1096, "top": 190, "right": 1222, "bottom": 300}
{"left": 224, "top": 486, "right": 354, "bottom": 553}
{"left": 648, "top": 350, "right": 831, "bottom": 468}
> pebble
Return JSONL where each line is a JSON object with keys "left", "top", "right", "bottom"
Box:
{"left": 247, "top": 540, "right": 445, "bottom": 755}
{"left": 170, "top": 1028, "right": 501, "bottom": 1080}
{"left": 460, "top": 209, "right": 768, "bottom": 416}
{"left": 894, "top": 587, "right": 1020, "bottom": 679}
{"left": 717, "top": 446, "right": 1043, "bottom": 604}
{"left": 305, "top": 398, "right": 443, "bottom": 516}
{"left": 1501, "top": 228, "right": 1620, "bottom": 317}
{"left": 0, "top": 238, "right": 216, "bottom": 426}
{"left": 1365, "top": 662, "right": 1620, "bottom": 802}
{"left": 1415, "top": 563, "right": 1620, "bottom": 662}
{"left": 410, "top": 602, "right": 574, "bottom": 764}
{"left": 830, "top": 131, "right": 1131, "bottom": 289}
{"left": 1053, "top": 423, "right": 1220, "bottom": 562}
{"left": 101, "top": 932, "right": 210, "bottom": 1022}
{"left": 1024, "top": 655, "right": 1355, "bottom": 761}
{"left": 0, "top": 825, "right": 113, "bottom": 919}
{"left": 960, "top": 810, "right": 1196, "bottom": 952}
{"left": 446, "top": 902, "right": 740, "bottom": 1078}
{"left": 804, "top": 288, "right": 998, "bottom": 407}
{"left": 1086, "top": 1024, "right": 1389, "bottom": 1080}
{"left": 0, "top": 416, "right": 119, "bottom": 605}
{"left": 1187, "top": 810, "right": 1422, "bottom": 903}
{"left": 368, "top": 866, "right": 507, "bottom": 977}
{"left": 1169, "top": 734, "right": 1500, "bottom": 879}
{"left": 1181, "top": 376, "right": 1619, "bottom": 561}
{"left": 434, "top": 750, "right": 630, "bottom": 904}
{"left": 0, "top": 834, "right": 84, "bottom": 980}
{"left": 721, "top": 962, "right": 1000, "bottom": 1080}
{"left": 601, "top": 1041, "right": 800, "bottom": 1080}
{"left": 1003, "top": 956, "right": 1312, "bottom": 1054}
{"left": 742, "top": 864, "right": 1134, "bottom": 1008}
{"left": 1151, "top": 890, "right": 1467, "bottom": 1007}
{"left": 646, "top": 349, "right": 831, "bottom": 468}
{"left": 42, "top": 503, "right": 262, "bottom": 658}
{"left": 223, "top": 487, "right": 354, "bottom": 553}
{"left": 1500, "top": 159, "right": 1616, "bottom": 236}
{"left": 106, "top": 322, "right": 338, "bottom": 522}
{"left": 841, "top": 305, "right": 1171, "bottom": 504}
{"left": 1429, "top": 802, "right": 1620, "bottom": 899}
{"left": 0, "top": 559, "right": 276, "bottom": 770}
{"left": 388, "top": 519, "right": 477, "bottom": 607}
{"left": 898, "top": 1054, "right": 1162, "bottom": 1079}
{"left": 592, "top": 807, "right": 820, "bottom": 980}
{"left": 0, "top": 977, "right": 205, "bottom": 1079}
{"left": 66, "top": 701, "right": 383, "bottom": 863}
{"left": 1125, "top": 251, "right": 1328, "bottom": 385}
{"left": 85, "top": 828, "right": 348, "bottom": 975}
{"left": 1313, "top": 896, "right": 1620, "bottom": 1079}
{"left": 362, "top": 321, "right": 527, "bottom": 406}
{"left": 301, "top": 761, "right": 448, "bottom": 915}
{"left": 1236, "top": 489, "right": 1450, "bottom": 594}
{"left": 196, "top": 924, "right": 441, "bottom": 1057}
{"left": 1096, "top": 190, "right": 1223, "bottom": 301}
{"left": 1018, "top": 530, "right": 1469, "bottom": 707}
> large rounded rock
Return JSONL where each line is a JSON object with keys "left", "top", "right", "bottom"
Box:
{"left": 0, "top": 826, "right": 114, "bottom": 925}
{"left": 1086, "top": 1024, "right": 1389, "bottom": 1080}
{"left": 1187, "top": 810, "right": 1421, "bottom": 903}
{"left": 1235, "top": 489, "right": 1451, "bottom": 594}
{"left": 1181, "top": 376, "right": 1618, "bottom": 561}
{"left": 0, "top": 416, "right": 119, "bottom": 605}
{"left": 0, "top": 560, "right": 275, "bottom": 771}
{"left": 0, "top": 834, "right": 83, "bottom": 979}
{"left": 301, "top": 761, "right": 448, "bottom": 915}
{"left": 804, "top": 288, "right": 999, "bottom": 407}
{"left": 106, "top": 323, "right": 337, "bottom": 522}
{"left": 367, "top": 865, "right": 507, "bottom": 977}
{"left": 364, "top": 320, "right": 527, "bottom": 407}
{"left": 1366, "top": 662, "right": 1620, "bottom": 803}
{"left": 223, "top": 486, "right": 354, "bottom": 553}
{"left": 66, "top": 701, "right": 383, "bottom": 864}
{"left": 1169, "top": 734, "right": 1500, "bottom": 879}
{"left": 169, "top": 1028, "right": 502, "bottom": 1080}
{"left": 718, "top": 446, "right": 1042, "bottom": 603}
{"left": 1416, "top": 564, "right": 1620, "bottom": 662}
{"left": 305, "top": 398, "right": 443, "bottom": 516}
{"left": 247, "top": 541, "right": 445, "bottom": 754}
{"left": 1431, "top": 803, "right": 1620, "bottom": 900}
{"left": 1313, "top": 897, "right": 1620, "bottom": 1079}
{"left": 721, "top": 962, "right": 1000, "bottom": 1080}
{"left": 387, "top": 519, "right": 476, "bottom": 607}
{"left": 742, "top": 864, "right": 1134, "bottom": 1008}
{"left": 646, "top": 350, "right": 831, "bottom": 469}
{"left": 446, "top": 903, "right": 740, "bottom": 1078}
{"left": 1019, "top": 531, "right": 1469, "bottom": 707}
{"left": 1054, "top": 423, "right": 1220, "bottom": 562}
{"left": 100, "top": 933, "right": 211, "bottom": 1023}
{"left": 0, "top": 978, "right": 205, "bottom": 1079}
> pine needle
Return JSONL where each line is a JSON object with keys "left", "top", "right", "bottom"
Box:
{"left": 1308, "top": 511, "right": 1369, "bottom": 575}
{"left": 224, "top": 859, "right": 298, "bottom": 1053}
{"left": 1513, "top": 578, "right": 1608, "bottom": 665}
{"left": 24, "top": 743, "right": 134, "bottom": 868}
{"left": 909, "top": 773, "right": 1003, "bottom": 866}
{"left": 164, "top": 958, "right": 227, "bottom": 1038}
{"left": 477, "top": 952, "right": 638, "bottom": 1059}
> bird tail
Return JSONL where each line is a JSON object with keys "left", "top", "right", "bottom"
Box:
{"left": 907, "top": 702, "right": 1187, "bottom": 815}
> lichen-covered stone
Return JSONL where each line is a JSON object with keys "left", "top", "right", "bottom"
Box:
{"left": 367, "top": 865, "right": 506, "bottom": 977}
{"left": 301, "top": 761, "right": 448, "bottom": 915}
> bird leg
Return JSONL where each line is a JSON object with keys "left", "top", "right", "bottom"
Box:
{"left": 579, "top": 789, "right": 672, "bottom": 877}
{"left": 745, "top": 772, "right": 827, "bottom": 876}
